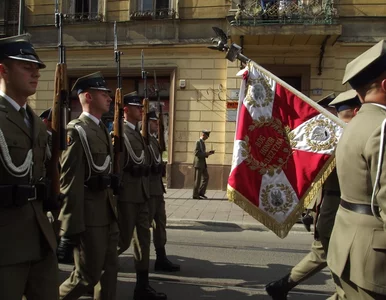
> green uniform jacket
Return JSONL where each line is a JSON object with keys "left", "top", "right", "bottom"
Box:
{"left": 193, "top": 139, "right": 207, "bottom": 169}
{"left": 328, "top": 104, "right": 386, "bottom": 295}
{"left": 59, "top": 114, "right": 117, "bottom": 236}
{"left": 118, "top": 122, "right": 150, "bottom": 203}
{"left": 148, "top": 134, "right": 166, "bottom": 196}
{"left": 316, "top": 168, "right": 340, "bottom": 241}
{"left": 0, "top": 96, "right": 57, "bottom": 266}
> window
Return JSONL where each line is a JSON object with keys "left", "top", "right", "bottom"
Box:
{"left": 132, "top": 0, "right": 175, "bottom": 19}
{"left": 65, "top": 0, "right": 102, "bottom": 21}
{"left": 137, "top": 0, "right": 170, "bottom": 11}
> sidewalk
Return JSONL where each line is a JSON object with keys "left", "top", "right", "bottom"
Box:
{"left": 164, "top": 188, "right": 305, "bottom": 232}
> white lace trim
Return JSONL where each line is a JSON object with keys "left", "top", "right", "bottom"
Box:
{"left": 149, "top": 144, "right": 161, "bottom": 165}
{"left": 0, "top": 127, "right": 33, "bottom": 178}
{"left": 124, "top": 133, "right": 145, "bottom": 167}
{"left": 74, "top": 124, "right": 111, "bottom": 181}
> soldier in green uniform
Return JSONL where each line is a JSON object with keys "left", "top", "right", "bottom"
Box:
{"left": 265, "top": 91, "right": 361, "bottom": 300}
{"left": 58, "top": 72, "right": 119, "bottom": 300}
{"left": 118, "top": 92, "right": 167, "bottom": 300}
{"left": 317, "top": 90, "right": 361, "bottom": 254}
{"left": 301, "top": 93, "right": 337, "bottom": 232}
{"left": 327, "top": 40, "right": 386, "bottom": 299}
{"left": 192, "top": 130, "right": 214, "bottom": 199}
{"left": 0, "top": 35, "right": 59, "bottom": 300}
{"left": 147, "top": 110, "right": 180, "bottom": 272}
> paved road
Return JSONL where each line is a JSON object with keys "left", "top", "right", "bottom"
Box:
{"left": 60, "top": 224, "right": 334, "bottom": 299}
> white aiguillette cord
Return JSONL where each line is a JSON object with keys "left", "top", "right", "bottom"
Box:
{"left": 371, "top": 118, "right": 386, "bottom": 222}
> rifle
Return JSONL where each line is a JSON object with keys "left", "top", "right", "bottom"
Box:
{"left": 113, "top": 21, "right": 124, "bottom": 175}
{"left": 141, "top": 50, "right": 149, "bottom": 144}
{"left": 153, "top": 70, "right": 166, "bottom": 153}
{"left": 49, "top": 0, "right": 68, "bottom": 208}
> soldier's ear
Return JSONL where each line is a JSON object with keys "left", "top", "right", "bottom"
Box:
{"left": 84, "top": 91, "right": 93, "bottom": 103}
{"left": 381, "top": 79, "right": 386, "bottom": 93}
{"left": 0, "top": 63, "right": 8, "bottom": 76}
{"left": 124, "top": 106, "right": 129, "bottom": 113}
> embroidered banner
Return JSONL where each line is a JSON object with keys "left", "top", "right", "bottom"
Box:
{"left": 227, "top": 62, "right": 344, "bottom": 238}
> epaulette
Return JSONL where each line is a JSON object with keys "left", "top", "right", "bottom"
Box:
{"left": 67, "top": 118, "right": 82, "bottom": 128}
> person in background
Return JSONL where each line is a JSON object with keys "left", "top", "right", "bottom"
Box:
{"left": 147, "top": 110, "right": 180, "bottom": 272}
{"left": 192, "top": 130, "right": 214, "bottom": 199}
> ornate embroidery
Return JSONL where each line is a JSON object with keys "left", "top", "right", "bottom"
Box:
{"left": 304, "top": 117, "right": 338, "bottom": 152}
{"left": 241, "top": 116, "right": 292, "bottom": 176}
{"left": 261, "top": 183, "right": 295, "bottom": 215}
{"left": 245, "top": 75, "right": 274, "bottom": 108}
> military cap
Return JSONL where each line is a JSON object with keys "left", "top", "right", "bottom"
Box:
{"left": 329, "top": 89, "right": 361, "bottom": 112}
{"left": 39, "top": 108, "right": 52, "bottom": 121}
{"left": 147, "top": 110, "right": 158, "bottom": 121}
{"left": 342, "top": 40, "right": 386, "bottom": 89}
{"left": 123, "top": 91, "right": 143, "bottom": 106}
{"left": 71, "top": 72, "right": 111, "bottom": 95}
{"left": 202, "top": 130, "right": 210, "bottom": 137}
{"left": 316, "top": 93, "right": 335, "bottom": 108}
{"left": 0, "top": 34, "right": 46, "bottom": 68}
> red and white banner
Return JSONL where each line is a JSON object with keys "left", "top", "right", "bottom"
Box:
{"left": 227, "top": 62, "right": 344, "bottom": 238}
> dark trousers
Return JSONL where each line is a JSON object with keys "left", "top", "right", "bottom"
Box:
{"left": 117, "top": 201, "right": 150, "bottom": 271}
{"left": 0, "top": 250, "right": 59, "bottom": 300}
{"left": 193, "top": 167, "right": 209, "bottom": 197}
{"left": 59, "top": 222, "right": 119, "bottom": 300}
{"left": 148, "top": 195, "right": 167, "bottom": 249}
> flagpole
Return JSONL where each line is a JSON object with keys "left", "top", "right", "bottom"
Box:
{"left": 209, "top": 27, "right": 346, "bottom": 128}
{"left": 251, "top": 62, "right": 346, "bottom": 128}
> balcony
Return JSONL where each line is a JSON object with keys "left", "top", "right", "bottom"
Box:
{"left": 64, "top": 13, "right": 104, "bottom": 23}
{"left": 229, "top": 0, "right": 338, "bottom": 26}
{"left": 227, "top": 0, "right": 341, "bottom": 46}
{"left": 130, "top": 8, "right": 178, "bottom": 21}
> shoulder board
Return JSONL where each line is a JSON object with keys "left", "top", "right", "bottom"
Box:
{"left": 67, "top": 119, "right": 82, "bottom": 127}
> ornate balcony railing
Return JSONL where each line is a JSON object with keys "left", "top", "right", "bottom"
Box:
{"left": 64, "top": 13, "right": 104, "bottom": 23}
{"left": 130, "top": 8, "right": 178, "bottom": 20}
{"left": 229, "top": 0, "right": 338, "bottom": 26}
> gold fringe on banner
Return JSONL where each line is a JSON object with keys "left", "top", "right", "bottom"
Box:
{"left": 227, "top": 155, "right": 336, "bottom": 239}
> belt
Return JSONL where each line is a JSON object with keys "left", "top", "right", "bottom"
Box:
{"left": 0, "top": 185, "right": 37, "bottom": 208}
{"left": 340, "top": 199, "right": 380, "bottom": 218}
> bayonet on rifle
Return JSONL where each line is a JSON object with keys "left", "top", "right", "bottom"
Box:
{"left": 153, "top": 70, "right": 166, "bottom": 152}
{"left": 113, "top": 21, "right": 124, "bottom": 175}
{"left": 141, "top": 50, "right": 149, "bottom": 144}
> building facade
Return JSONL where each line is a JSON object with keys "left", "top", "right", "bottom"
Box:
{"left": 4, "top": 0, "right": 386, "bottom": 190}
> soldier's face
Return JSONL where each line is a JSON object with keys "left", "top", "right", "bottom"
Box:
{"left": 128, "top": 105, "right": 143, "bottom": 122}
{"left": 91, "top": 90, "right": 112, "bottom": 114}
{"left": 0, "top": 60, "right": 40, "bottom": 97}
{"left": 149, "top": 119, "right": 158, "bottom": 133}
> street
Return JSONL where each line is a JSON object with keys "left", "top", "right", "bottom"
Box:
{"left": 59, "top": 224, "right": 334, "bottom": 299}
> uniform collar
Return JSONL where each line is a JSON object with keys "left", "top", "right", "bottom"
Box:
{"left": 370, "top": 103, "right": 386, "bottom": 111}
{"left": 124, "top": 120, "right": 136, "bottom": 130}
{"left": 0, "top": 90, "right": 27, "bottom": 111}
{"left": 81, "top": 111, "right": 100, "bottom": 125}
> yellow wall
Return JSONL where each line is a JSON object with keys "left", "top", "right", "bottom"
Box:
{"left": 337, "top": 0, "right": 386, "bottom": 17}
{"left": 30, "top": 42, "right": 371, "bottom": 167}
